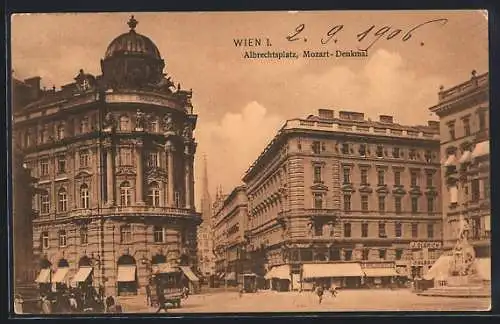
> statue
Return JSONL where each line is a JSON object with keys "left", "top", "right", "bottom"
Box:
{"left": 307, "top": 221, "right": 314, "bottom": 236}
{"left": 182, "top": 123, "right": 192, "bottom": 139}
{"left": 328, "top": 222, "right": 334, "bottom": 237}
{"left": 135, "top": 109, "right": 146, "bottom": 131}
{"left": 103, "top": 112, "right": 115, "bottom": 130}
{"left": 449, "top": 215, "right": 476, "bottom": 277}
{"left": 163, "top": 113, "right": 174, "bottom": 133}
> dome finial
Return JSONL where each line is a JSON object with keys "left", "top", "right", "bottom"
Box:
{"left": 128, "top": 15, "right": 138, "bottom": 31}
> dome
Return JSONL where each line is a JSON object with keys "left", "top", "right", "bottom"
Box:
{"left": 104, "top": 16, "right": 162, "bottom": 60}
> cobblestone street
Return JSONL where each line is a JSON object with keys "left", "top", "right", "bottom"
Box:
{"left": 118, "top": 289, "right": 490, "bottom": 313}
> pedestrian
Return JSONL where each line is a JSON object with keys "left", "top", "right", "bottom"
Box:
{"left": 155, "top": 293, "right": 171, "bottom": 313}
{"left": 146, "top": 284, "right": 151, "bottom": 307}
{"left": 105, "top": 296, "right": 123, "bottom": 313}
{"left": 40, "top": 294, "right": 52, "bottom": 314}
{"left": 330, "top": 285, "right": 338, "bottom": 298}
{"left": 315, "top": 285, "right": 324, "bottom": 304}
{"left": 14, "top": 294, "right": 24, "bottom": 314}
{"left": 69, "top": 293, "right": 78, "bottom": 313}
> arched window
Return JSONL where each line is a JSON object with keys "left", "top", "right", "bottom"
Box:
{"left": 57, "top": 124, "right": 65, "bottom": 140}
{"left": 147, "top": 182, "right": 160, "bottom": 207}
{"left": 119, "top": 115, "right": 130, "bottom": 131}
{"left": 80, "top": 184, "right": 90, "bottom": 209}
{"left": 40, "top": 190, "right": 50, "bottom": 214}
{"left": 58, "top": 187, "right": 68, "bottom": 212}
{"left": 120, "top": 181, "right": 132, "bottom": 206}
{"left": 79, "top": 149, "right": 90, "bottom": 168}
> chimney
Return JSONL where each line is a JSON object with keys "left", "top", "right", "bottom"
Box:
{"left": 427, "top": 121, "right": 440, "bottom": 129}
{"left": 24, "top": 76, "right": 42, "bottom": 101}
{"left": 318, "top": 109, "right": 334, "bottom": 119}
{"left": 379, "top": 115, "right": 394, "bottom": 124}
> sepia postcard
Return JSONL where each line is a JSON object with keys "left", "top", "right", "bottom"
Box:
{"left": 9, "top": 10, "right": 490, "bottom": 315}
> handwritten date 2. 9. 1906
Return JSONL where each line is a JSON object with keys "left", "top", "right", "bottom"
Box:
{"left": 286, "top": 18, "right": 449, "bottom": 51}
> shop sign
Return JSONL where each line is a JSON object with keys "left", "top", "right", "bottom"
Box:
{"left": 409, "top": 241, "right": 442, "bottom": 249}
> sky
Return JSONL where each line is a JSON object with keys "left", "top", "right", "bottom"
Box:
{"left": 11, "top": 11, "right": 489, "bottom": 210}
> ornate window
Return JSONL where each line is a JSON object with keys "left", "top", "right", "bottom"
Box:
{"left": 410, "top": 171, "right": 418, "bottom": 186}
{"left": 40, "top": 190, "right": 50, "bottom": 214}
{"left": 395, "top": 222, "right": 402, "bottom": 237}
{"left": 411, "top": 197, "right": 419, "bottom": 213}
{"left": 361, "top": 223, "right": 368, "bottom": 237}
{"left": 120, "top": 224, "right": 132, "bottom": 243}
{"left": 395, "top": 196, "right": 402, "bottom": 214}
{"left": 58, "top": 188, "right": 68, "bottom": 212}
{"left": 361, "top": 195, "right": 369, "bottom": 211}
{"left": 394, "top": 170, "right": 401, "bottom": 186}
{"left": 343, "top": 194, "right": 351, "bottom": 211}
{"left": 57, "top": 155, "right": 67, "bottom": 174}
{"left": 377, "top": 169, "right": 385, "bottom": 186}
{"left": 80, "top": 117, "right": 89, "bottom": 133}
{"left": 150, "top": 118, "right": 159, "bottom": 132}
{"left": 147, "top": 182, "right": 161, "bottom": 207}
{"left": 313, "top": 165, "right": 322, "bottom": 183}
{"left": 427, "top": 223, "right": 434, "bottom": 239}
{"left": 341, "top": 143, "right": 349, "bottom": 154}
{"left": 119, "top": 115, "right": 130, "bottom": 131}
{"left": 57, "top": 124, "right": 65, "bottom": 140}
{"left": 80, "top": 227, "right": 88, "bottom": 245}
{"left": 360, "top": 169, "right": 368, "bottom": 185}
{"left": 59, "top": 230, "right": 67, "bottom": 247}
{"left": 120, "top": 182, "right": 132, "bottom": 206}
{"left": 79, "top": 149, "right": 90, "bottom": 168}
{"left": 148, "top": 152, "right": 160, "bottom": 168}
{"left": 120, "top": 148, "right": 132, "bottom": 166}
{"left": 378, "top": 222, "right": 386, "bottom": 237}
{"left": 40, "top": 159, "right": 49, "bottom": 176}
{"left": 378, "top": 196, "right": 385, "bottom": 212}
{"left": 312, "top": 141, "right": 321, "bottom": 154}
{"left": 343, "top": 168, "right": 351, "bottom": 184}
{"left": 41, "top": 232, "right": 49, "bottom": 250}
{"left": 376, "top": 145, "right": 384, "bottom": 158}
{"left": 344, "top": 223, "right": 351, "bottom": 237}
{"left": 393, "top": 147, "right": 401, "bottom": 158}
{"left": 153, "top": 226, "right": 164, "bottom": 243}
{"left": 80, "top": 184, "right": 90, "bottom": 209}
{"left": 313, "top": 193, "right": 323, "bottom": 209}
{"left": 411, "top": 223, "right": 418, "bottom": 238}
{"left": 174, "top": 191, "right": 181, "bottom": 207}
{"left": 426, "top": 173, "right": 433, "bottom": 187}
{"left": 427, "top": 197, "right": 434, "bottom": 213}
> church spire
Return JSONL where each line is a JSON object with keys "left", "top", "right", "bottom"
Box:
{"left": 201, "top": 154, "right": 212, "bottom": 227}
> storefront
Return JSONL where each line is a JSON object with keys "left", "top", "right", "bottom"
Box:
{"left": 301, "top": 263, "right": 364, "bottom": 290}
{"left": 409, "top": 241, "right": 442, "bottom": 279}
{"left": 264, "top": 265, "right": 291, "bottom": 291}
{"left": 116, "top": 254, "right": 138, "bottom": 296}
{"left": 362, "top": 262, "right": 398, "bottom": 288}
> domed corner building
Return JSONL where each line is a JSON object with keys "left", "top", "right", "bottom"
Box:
{"left": 12, "top": 16, "right": 202, "bottom": 297}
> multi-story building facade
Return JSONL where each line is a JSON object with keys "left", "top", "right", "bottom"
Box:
{"left": 12, "top": 16, "right": 201, "bottom": 296}
{"left": 428, "top": 70, "right": 490, "bottom": 281}
{"left": 242, "top": 109, "right": 442, "bottom": 290}
{"left": 212, "top": 186, "right": 249, "bottom": 284}
{"left": 197, "top": 157, "right": 216, "bottom": 278}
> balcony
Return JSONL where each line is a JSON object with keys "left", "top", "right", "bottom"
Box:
{"left": 303, "top": 208, "right": 339, "bottom": 218}
{"left": 67, "top": 205, "right": 200, "bottom": 220}
{"left": 470, "top": 231, "right": 491, "bottom": 246}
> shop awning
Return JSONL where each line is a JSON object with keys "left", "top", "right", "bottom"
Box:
{"left": 152, "top": 263, "right": 178, "bottom": 274}
{"left": 117, "top": 266, "right": 136, "bottom": 282}
{"left": 180, "top": 266, "right": 199, "bottom": 282}
{"left": 302, "top": 263, "right": 364, "bottom": 279}
{"left": 225, "top": 272, "right": 236, "bottom": 281}
{"left": 218, "top": 272, "right": 225, "bottom": 279}
{"left": 475, "top": 258, "right": 491, "bottom": 281}
{"left": 423, "top": 255, "right": 452, "bottom": 280}
{"left": 471, "top": 140, "right": 489, "bottom": 159}
{"left": 443, "top": 155, "right": 457, "bottom": 167}
{"left": 71, "top": 266, "right": 93, "bottom": 283}
{"left": 363, "top": 267, "right": 399, "bottom": 277}
{"left": 35, "top": 268, "right": 51, "bottom": 283}
{"left": 459, "top": 151, "right": 472, "bottom": 164}
{"left": 264, "top": 265, "right": 290, "bottom": 280}
{"left": 52, "top": 267, "right": 70, "bottom": 283}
